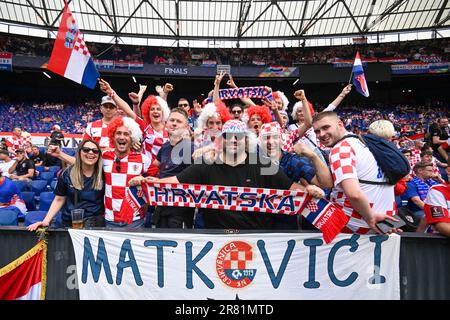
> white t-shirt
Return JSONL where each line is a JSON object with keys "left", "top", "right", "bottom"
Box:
{"left": 0, "top": 161, "right": 14, "bottom": 177}
{"left": 329, "top": 133, "right": 396, "bottom": 233}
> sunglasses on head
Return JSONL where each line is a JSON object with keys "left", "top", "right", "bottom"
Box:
{"left": 115, "top": 157, "right": 121, "bottom": 172}
{"left": 222, "top": 132, "right": 246, "bottom": 140}
{"left": 81, "top": 147, "right": 100, "bottom": 155}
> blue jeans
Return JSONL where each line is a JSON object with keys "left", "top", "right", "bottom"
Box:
{"left": 106, "top": 218, "right": 145, "bottom": 229}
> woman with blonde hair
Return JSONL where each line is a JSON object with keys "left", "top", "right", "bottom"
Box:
{"left": 27, "top": 139, "right": 105, "bottom": 230}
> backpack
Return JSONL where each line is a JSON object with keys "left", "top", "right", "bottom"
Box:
{"left": 335, "top": 134, "right": 410, "bottom": 185}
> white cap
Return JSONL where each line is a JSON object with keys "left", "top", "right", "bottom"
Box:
{"left": 101, "top": 95, "right": 117, "bottom": 107}
{"left": 52, "top": 124, "right": 61, "bottom": 131}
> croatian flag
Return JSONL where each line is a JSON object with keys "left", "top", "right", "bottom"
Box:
{"left": 47, "top": 2, "right": 99, "bottom": 89}
{"left": 351, "top": 52, "right": 370, "bottom": 97}
{"left": 0, "top": 241, "right": 47, "bottom": 300}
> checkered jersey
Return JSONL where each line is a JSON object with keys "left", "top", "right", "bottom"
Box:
{"left": 103, "top": 150, "right": 151, "bottom": 223}
{"left": 135, "top": 117, "right": 169, "bottom": 167}
{"left": 410, "top": 148, "right": 422, "bottom": 166}
{"left": 329, "top": 136, "right": 396, "bottom": 233}
{"left": 424, "top": 184, "right": 450, "bottom": 231}
{"left": 6, "top": 135, "right": 25, "bottom": 151}
{"left": 82, "top": 120, "right": 111, "bottom": 149}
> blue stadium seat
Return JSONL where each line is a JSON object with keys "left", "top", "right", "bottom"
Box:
{"left": 50, "top": 180, "right": 58, "bottom": 191}
{"left": 35, "top": 165, "right": 45, "bottom": 173}
{"left": 39, "top": 147, "right": 46, "bottom": 155}
{"left": 47, "top": 166, "right": 61, "bottom": 173}
{"left": 30, "top": 180, "right": 48, "bottom": 196}
{"left": 21, "top": 191, "right": 36, "bottom": 211}
{"left": 12, "top": 180, "right": 28, "bottom": 192}
{"left": 24, "top": 211, "right": 47, "bottom": 227}
{"left": 0, "top": 209, "right": 19, "bottom": 226}
{"left": 38, "top": 192, "right": 55, "bottom": 212}
{"left": 38, "top": 171, "right": 55, "bottom": 184}
{"left": 62, "top": 148, "right": 76, "bottom": 156}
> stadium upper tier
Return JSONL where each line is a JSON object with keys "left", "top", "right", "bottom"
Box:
{"left": 0, "top": 100, "right": 447, "bottom": 135}
{"left": 0, "top": 33, "right": 449, "bottom": 67}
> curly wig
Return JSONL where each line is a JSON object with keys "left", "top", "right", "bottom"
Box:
{"left": 107, "top": 116, "right": 143, "bottom": 146}
{"left": 272, "top": 91, "right": 289, "bottom": 111}
{"left": 197, "top": 101, "right": 232, "bottom": 129}
{"left": 291, "top": 100, "right": 315, "bottom": 120}
{"left": 141, "top": 95, "right": 170, "bottom": 126}
{"left": 246, "top": 105, "right": 272, "bottom": 125}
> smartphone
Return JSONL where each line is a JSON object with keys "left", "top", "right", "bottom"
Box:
{"left": 376, "top": 216, "right": 406, "bottom": 234}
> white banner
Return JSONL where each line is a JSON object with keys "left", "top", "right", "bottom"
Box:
{"left": 68, "top": 230, "right": 401, "bottom": 300}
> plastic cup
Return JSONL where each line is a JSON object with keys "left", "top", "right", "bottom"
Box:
{"left": 71, "top": 209, "right": 85, "bottom": 229}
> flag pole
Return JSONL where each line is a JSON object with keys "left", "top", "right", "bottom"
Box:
{"left": 348, "top": 70, "right": 353, "bottom": 84}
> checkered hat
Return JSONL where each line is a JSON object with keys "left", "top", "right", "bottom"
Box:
{"left": 259, "top": 122, "right": 282, "bottom": 137}
{"left": 221, "top": 120, "right": 247, "bottom": 134}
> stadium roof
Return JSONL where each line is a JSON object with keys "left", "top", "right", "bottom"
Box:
{"left": 0, "top": 0, "right": 449, "bottom": 44}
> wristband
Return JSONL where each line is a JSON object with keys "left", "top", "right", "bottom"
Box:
{"left": 108, "top": 90, "right": 116, "bottom": 98}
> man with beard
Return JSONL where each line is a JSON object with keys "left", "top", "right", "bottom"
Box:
{"left": 259, "top": 122, "right": 333, "bottom": 229}
{"left": 312, "top": 112, "right": 398, "bottom": 234}
{"left": 49, "top": 116, "right": 151, "bottom": 228}
{"left": 131, "top": 120, "right": 325, "bottom": 230}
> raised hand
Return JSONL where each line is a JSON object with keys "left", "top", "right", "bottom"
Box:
{"left": 294, "top": 89, "right": 306, "bottom": 101}
{"left": 163, "top": 83, "right": 174, "bottom": 93}
{"left": 226, "top": 74, "right": 237, "bottom": 88}
{"left": 98, "top": 78, "right": 113, "bottom": 95}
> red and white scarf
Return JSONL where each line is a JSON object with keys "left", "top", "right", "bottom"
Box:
{"left": 123, "top": 182, "right": 349, "bottom": 243}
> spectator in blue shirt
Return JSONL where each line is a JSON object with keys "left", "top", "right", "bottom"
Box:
{"left": 27, "top": 139, "right": 105, "bottom": 230}
{"left": 404, "top": 161, "right": 438, "bottom": 219}
{"left": 259, "top": 122, "right": 333, "bottom": 229}
{"left": 152, "top": 108, "right": 195, "bottom": 228}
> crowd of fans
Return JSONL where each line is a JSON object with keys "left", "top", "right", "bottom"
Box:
{"left": 0, "top": 98, "right": 447, "bottom": 136}
{"left": 1, "top": 32, "right": 449, "bottom": 67}
{"left": 0, "top": 74, "right": 449, "bottom": 239}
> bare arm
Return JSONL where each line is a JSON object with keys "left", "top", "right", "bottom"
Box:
{"left": 213, "top": 71, "right": 225, "bottom": 103}
{"left": 294, "top": 143, "right": 333, "bottom": 189}
{"left": 433, "top": 136, "right": 448, "bottom": 145}
{"left": 340, "top": 178, "right": 378, "bottom": 231}
{"left": 326, "top": 84, "right": 352, "bottom": 111}
{"left": 27, "top": 196, "right": 66, "bottom": 231}
{"left": 99, "top": 78, "right": 137, "bottom": 120}
{"left": 410, "top": 196, "right": 425, "bottom": 210}
{"left": 18, "top": 168, "right": 35, "bottom": 180}
{"left": 438, "top": 146, "right": 449, "bottom": 162}
{"left": 129, "top": 84, "right": 147, "bottom": 118}
{"left": 47, "top": 145, "right": 75, "bottom": 166}
{"left": 156, "top": 83, "right": 173, "bottom": 101}
{"left": 227, "top": 75, "right": 256, "bottom": 106}
{"left": 8, "top": 160, "right": 18, "bottom": 174}
{"left": 292, "top": 90, "right": 312, "bottom": 138}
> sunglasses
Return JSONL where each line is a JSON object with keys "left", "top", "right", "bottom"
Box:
{"left": 178, "top": 103, "right": 189, "bottom": 107}
{"left": 81, "top": 147, "right": 100, "bottom": 155}
{"left": 232, "top": 110, "right": 242, "bottom": 114}
{"left": 15, "top": 151, "right": 24, "bottom": 154}
{"left": 115, "top": 157, "right": 121, "bottom": 172}
{"left": 222, "top": 133, "right": 246, "bottom": 140}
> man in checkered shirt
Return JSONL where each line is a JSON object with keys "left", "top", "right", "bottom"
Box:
{"left": 49, "top": 116, "right": 151, "bottom": 228}
{"left": 82, "top": 96, "right": 118, "bottom": 150}
{"left": 312, "top": 111, "right": 398, "bottom": 234}
{"left": 6, "top": 127, "right": 27, "bottom": 154}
